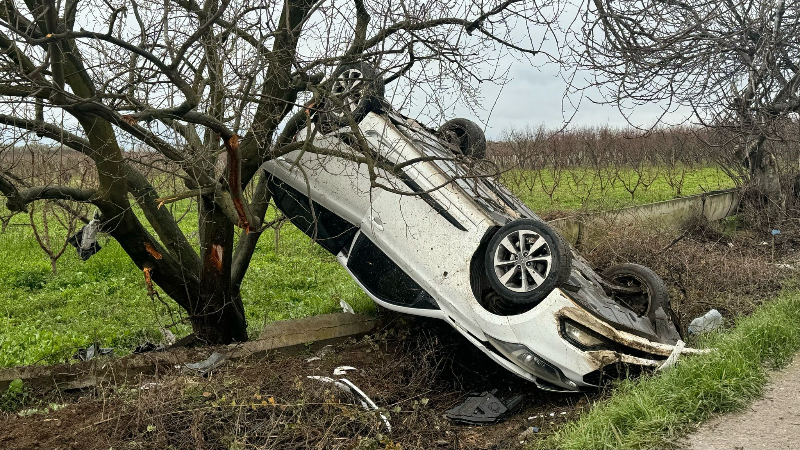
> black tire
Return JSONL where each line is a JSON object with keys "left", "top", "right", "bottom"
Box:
{"left": 602, "top": 264, "right": 682, "bottom": 343}
{"left": 484, "top": 219, "right": 572, "bottom": 306}
{"left": 321, "top": 62, "right": 385, "bottom": 127}
{"left": 437, "top": 118, "right": 487, "bottom": 159}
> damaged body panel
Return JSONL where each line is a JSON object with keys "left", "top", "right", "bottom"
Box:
{"left": 262, "top": 79, "right": 689, "bottom": 391}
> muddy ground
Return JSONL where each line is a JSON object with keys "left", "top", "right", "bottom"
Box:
{"left": 2, "top": 213, "right": 799, "bottom": 450}
{"left": 0, "top": 317, "right": 595, "bottom": 450}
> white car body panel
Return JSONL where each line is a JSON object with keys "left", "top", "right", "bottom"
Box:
{"left": 263, "top": 110, "right": 685, "bottom": 391}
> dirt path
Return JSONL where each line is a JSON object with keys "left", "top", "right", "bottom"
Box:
{"left": 685, "top": 358, "right": 800, "bottom": 450}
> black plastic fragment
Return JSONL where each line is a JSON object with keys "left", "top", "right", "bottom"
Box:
{"left": 133, "top": 342, "right": 167, "bottom": 354}
{"left": 445, "top": 390, "right": 524, "bottom": 425}
{"left": 68, "top": 226, "right": 101, "bottom": 260}
{"left": 73, "top": 343, "right": 113, "bottom": 362}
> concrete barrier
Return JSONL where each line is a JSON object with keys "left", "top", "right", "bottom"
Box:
{"left": 0, "top": 313, "right": 380, "bottom": 391}
{"left": 549, "top": 188, "right": 740, "bottom": 245}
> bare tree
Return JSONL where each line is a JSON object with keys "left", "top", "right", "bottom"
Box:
{"left": 576, "top": 0, "right": 800, "bottom": 208}
{"left": 0, "top": 0, "right": 556, "bottom": 343}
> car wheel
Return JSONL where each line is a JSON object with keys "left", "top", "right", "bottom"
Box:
{"left": 484, "top": 219, "right": 572, "bottom": 306}
{"left": 437, "top": 118, "right": 487, "bottom": 159}
{"left": 602, "top": 263, "right": 683, "bottom": 342}
{"left": 322, "top": 62, "right": 385, "bottom": 127}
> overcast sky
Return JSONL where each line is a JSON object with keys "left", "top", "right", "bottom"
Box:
{"left": 418, "top": 56, "right": 694, "bottom": 140}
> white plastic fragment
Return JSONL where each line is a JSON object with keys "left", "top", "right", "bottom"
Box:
{"left": 184, "top": 352, "right": 227, "bottom": 374}
{"left": 160, "top": 327, "right": 176, "bottom": 346}
{"left": 657, "top": 340, "right": 685, "bottom": 372}
{"left": 333, "top": 366, "right": 358, "bottom": 376}
{"left": 307, "top": 376, "right": 391, "bottom": 431}
{"left": 340, "top": 299, "right": 355, "bottom": 314}
{"left": 688, "top": 309, "right": 723, "bottom": 334}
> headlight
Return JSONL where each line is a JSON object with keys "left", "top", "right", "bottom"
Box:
{"left": 485, "top": 336, "right": 577, "bottom": 390}
{"left": 561, "top": 319, "right": 613, "bottom": 350}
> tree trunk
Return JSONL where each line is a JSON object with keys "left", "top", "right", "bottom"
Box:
{"left": 192, "top": 195, "right": 248, "bottom": 343}
{"left": 749, "top": 142, "right": 785, "bottom": 209}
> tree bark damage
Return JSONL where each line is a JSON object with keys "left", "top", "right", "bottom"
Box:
{"left": 0, "top": 0, "right": 553, "bottom": 343}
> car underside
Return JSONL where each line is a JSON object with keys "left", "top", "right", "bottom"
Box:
{"left": 261, "top": 62, "right": 690, "bottom": 392}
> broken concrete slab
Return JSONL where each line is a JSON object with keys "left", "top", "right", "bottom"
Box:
{"left": 0, "top": 313, "right": 380, "bottom": 392}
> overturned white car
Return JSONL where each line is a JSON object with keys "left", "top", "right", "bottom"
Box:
{"left": 263, "top": 63, "right": 685, "bottom": 392}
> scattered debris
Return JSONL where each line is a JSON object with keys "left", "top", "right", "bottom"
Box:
{"left": 184, "top": 352, "right": 227, "bottom": 375}
{"left": 67, "top": 211, "right": 102, "bottom": 260}
{"left": 138, "top": 382, "right": 162, "bottom": 390}
{"left": 305, "top": 344, "right": 335, "bottom": 363}
{"left": 307, "top": 376, "right": 391, "bottom": 431}
{"left": 73, "top": 344, "right": 113, "bottom": 362}
{"left": 333, "top": 366, "right": 358, "bottom": 376}
{"left": 445, "top": 390, "right": 524, "bottom": 425}
{"left": 160, "top": 327, "right": 177, "bottom": 346}
{"left": 519, "top": 426, "right": 540, "bottom": 439}
{"left": 688, "top": 309, "right": 723, "bottom": 334}
{"left": 657, "top": 340, "right": 685, "bottom": 371}
{"left": 340, "top": 299, "right": 355, "bottom": 314}
{"left": 133, "top": 342, "right": 167, "bottom": 354}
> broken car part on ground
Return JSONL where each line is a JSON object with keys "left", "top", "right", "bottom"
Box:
{"left": 262, "top": 62, "right": 696, "bottom": 392}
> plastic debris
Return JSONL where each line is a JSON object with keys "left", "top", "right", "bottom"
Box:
{"left": 519, "top": 427, "right": 540, "bottom": 439}
{"left": 73, "top": 344, "right": 113, "bottom": 361}
{"left": 67, "top": 211, "right": 102, "bottom": 260}
{"left": 333, "top": 366, "right": 357, "bottom": 376}
{"left": 139, "top": 382, "right": 162, "bottom": 390}
{"left": 307, "top": 376, "right": 391, "bottom": 431}
{"left": 305, "top": 344, "right": 335, "bottom": 363}
{"left": 184, "top": 352, "right": 227, "bottom": 375}
{"left": 445, "top": 390, "right": 524, "bottom": 425}
{"left": 160, "top": 327, "right": 176, "bottom": 346}
{"left": 657, "top": 340, "right": 685, "bottom": 371}
{"left": 133, "top": 342, "right": 167, "bottom": 354}
{"left": 340, "top": 299, "right": 355, "bottom": 314}
{"left": 688, "top": 309, "right": 723, "bottom": 335}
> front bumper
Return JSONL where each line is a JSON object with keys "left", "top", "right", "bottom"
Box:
{"left": 466, "top": 288, "right": 691, "bottom": 391}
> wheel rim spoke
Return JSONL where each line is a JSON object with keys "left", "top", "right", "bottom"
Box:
{"left": 500, "top": 236, "right": 517, "bottom": 255}
{"left": 518, "top": 230, "right": 527, "bottom": 253}
{"left": 494, "top": 258, "right": 516, "bottom": 266}
{"left": 499, "top": 266, "right": 518, "bottom": 285}
{"left": 528, "top": 236, "right": 546, "bottom": 254}
{"left": 526, "top": 265, "right": 546, "bottom": 286}
{"left": 528, "top": 255, "right": 551, "bottom": 264}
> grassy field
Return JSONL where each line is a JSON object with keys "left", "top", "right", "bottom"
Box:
{"left": 0, "top": 166, "right": 733, "bottom": 368}
{"left": 504, "top": 166, "right": 733, "bottom": 213}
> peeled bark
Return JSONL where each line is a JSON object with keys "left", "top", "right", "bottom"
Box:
{"left": 193, "top": 195, "right": 248, "bottom": 343}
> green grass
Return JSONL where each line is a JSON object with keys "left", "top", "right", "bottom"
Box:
{"left": 536, "top": 286, "right": 800, "bottom": 450}
{"left": 0, "top": 205, "right": 373, "bottom": 367}
{"left": 0, "top": 166, "right": 733, "bottom": 368}
{"left": 503, "top": 166, "right": 733, "bottom": 213}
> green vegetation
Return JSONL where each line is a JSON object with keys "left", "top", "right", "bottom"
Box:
{"left": 0, "top": 166, "right": 733, "bottom": 368}
{"left": 0, "top": 206, "right": 373, "bottom": 367}
{"left": 504, "top": 166, "right": 734, "bottom": 213}
{"left": 536, "top": 286, "right": 800, "bottom": 450}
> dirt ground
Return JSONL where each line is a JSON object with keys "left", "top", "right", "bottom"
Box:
{"left": 684, "top": 358, "right": 800, "bottom": 450}
{"left": 0, "top": 317, "right": 598, "bottom": 450}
